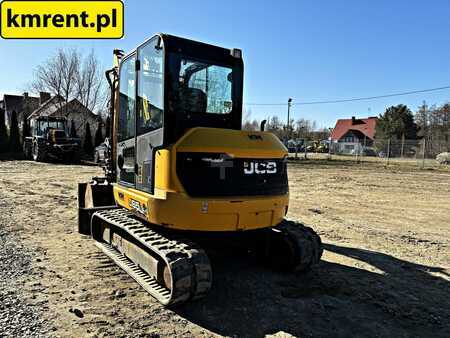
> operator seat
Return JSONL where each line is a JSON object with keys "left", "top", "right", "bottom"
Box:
{"left": 182, "top": 88, "right": 207, "bottom": 113}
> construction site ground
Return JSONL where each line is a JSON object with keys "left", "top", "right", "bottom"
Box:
{"left": 0, "top": 159, "right": 448, "bottom": 337}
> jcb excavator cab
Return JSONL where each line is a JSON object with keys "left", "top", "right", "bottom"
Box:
{"left": 78, "top": 33, "right": 322, "bottom": 306}
{"left": 114, "top": 34, "right": 244, "bottom": 194}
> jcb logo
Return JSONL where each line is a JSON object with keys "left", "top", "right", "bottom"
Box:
{"left": 244, "top": 161, "right": 277, "bottom": 175}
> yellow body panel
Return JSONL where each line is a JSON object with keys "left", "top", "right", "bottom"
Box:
{"left": 154, "top": 149, "right": 172, "bottom": 193}
{"left": 176, "top": 127, "right": 286, "bottom": 158}
{"left": 114, "top": 127, "right": 289, "bottom": 231}
{"left": 114, "top": 185, "right": 288, "bottom": 231}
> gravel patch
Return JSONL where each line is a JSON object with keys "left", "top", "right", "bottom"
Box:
{"left": 0, "top": 220, "right": 49, "bottom": 337}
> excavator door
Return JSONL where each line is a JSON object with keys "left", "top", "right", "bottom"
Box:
{"left": 135, "top": 37, "right": 164, "bottom": 193}
{"left": 117, "top": 53, "right": 137, "bottom": 187}
{"left": 117, "top": 37, "right": 165, "bottom": 193}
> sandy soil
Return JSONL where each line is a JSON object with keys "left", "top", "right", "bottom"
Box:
{"left": 0, "top": 160, "right": 448, "bottom": 337}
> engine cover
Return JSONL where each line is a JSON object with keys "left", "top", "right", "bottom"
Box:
{"left": 176, "top": 152, "right": 288, "bottom": 197}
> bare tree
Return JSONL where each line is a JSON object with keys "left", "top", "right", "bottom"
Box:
{"left": 31, "top": 48, "right": 80, "bottom": 115}
{"left": 31, "top": 47, "right": 107, "bottom": 116}
{"left": 242, "top": 119, "right": 259, "bottom": 131}
{"left": 267, "top": 116, "right": 282, "bottom": 132}
{"left": 75, "top": 49, "right": 108, "bottom": 114}
{"left": 295, "top": 118, "right": 312, "bottom": 139}
{"left": 415, "top": 101, "right": 450, "bottom": 155}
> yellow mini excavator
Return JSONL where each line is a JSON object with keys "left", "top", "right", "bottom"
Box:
{"left": 78, "top": 33, "right": 323, "bottom": 306}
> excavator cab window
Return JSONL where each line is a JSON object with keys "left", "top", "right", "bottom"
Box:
{"left": 118, "top": 56, "right": 136, "bottom": 142}
{"left": 164, "top": 35, "right": 244, "bottom": 143}
{"left": 137, "top": 40, "right": 164, "bottom": 135}
{"left": 178, "top": 60, "right": 233, "bottom": 115}
{"left": 117, "top": 54, "right": 136, "bottom": 185}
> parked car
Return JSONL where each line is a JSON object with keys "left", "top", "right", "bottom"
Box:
{"left": 306, "top": 141, "right": 329, "bottom": 153}
{"left": 351, "top": 147, "right": 377, "bottom": 157}
{"left": 436, "top": 152, "right": 450, "bottom": 164}
{"left": 286, "top": 139, "right": 305, "bottom": 153}
{"left": 94, "top": 138, "right": 110, "bottom": 165}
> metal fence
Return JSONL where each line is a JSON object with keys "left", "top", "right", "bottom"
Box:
{"left": 287, "top": 139, "right": 450, "bottom": 169}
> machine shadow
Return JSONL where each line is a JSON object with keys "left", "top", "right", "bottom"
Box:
{"left": 173, "top": 243, "right": 450, "bottom": 338}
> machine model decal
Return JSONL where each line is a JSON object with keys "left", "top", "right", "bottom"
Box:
{"left": 129, "top": 199, "right": 147, "bottom": 215}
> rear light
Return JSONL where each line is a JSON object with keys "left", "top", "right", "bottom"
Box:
{"left": 231, "top": 48, "right": 242, "bottom": 59}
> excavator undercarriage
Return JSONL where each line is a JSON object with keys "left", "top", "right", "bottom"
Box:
{"left": 79, "top": 179, "right": 322, "bottom": 306}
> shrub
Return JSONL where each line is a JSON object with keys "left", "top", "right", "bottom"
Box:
{"left": 83, "top": 122, "right": 94, "bottom": 154}
{"left": 70, "top": 119, "right": 78, "bottom": 137}
{"left": 94, "top": 123, "right": 103, "bottom": 147}
{"left": 22, "top": 113, "right": 30, "bottom": 145}
{"left": 0, "top": 108, "right": 8, "bottom": 153}
{"left": 9, "top": 110, "right": 21, "bottom": 153}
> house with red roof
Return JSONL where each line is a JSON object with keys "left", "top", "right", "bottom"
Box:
{"left": 330, "top": 116, "right": 378, "bottom": 154}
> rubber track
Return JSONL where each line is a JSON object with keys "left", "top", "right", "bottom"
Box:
{"left": 274, "top": 219, "right": 323, "bottom": 271}
{"left": 91, "top": 208, "right": 212, "bottom": 306}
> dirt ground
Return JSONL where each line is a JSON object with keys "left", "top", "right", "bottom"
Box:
{"left": 0, "top": 159, "right": 449, "bottom": 338}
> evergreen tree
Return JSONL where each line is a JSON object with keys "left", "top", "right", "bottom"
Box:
{"left": 22, "top": 113, "right": 30, "bottom": 146}
{"left": 375, "top": 104, "right": 420, "bottom": 154}
{"left": 0, "top": 108, "right": 8, "bottom": 153}
{"left": 9, "top": 110, "right": 21, "bottom": 153}
{"left": 375, "top": 105, "right": 419, "bottom": 140}
{"left": 94, "top": 122, "right": 103, "bottom": 147}
{"left": 70, "top": 119, "right": 78, "bottom": 137}
{"left": 105, "top": 116, "right": 111, "bottom": 139}
{"left": 83, "top": 122, "right": 94, "bottom": 154}
{"left": 415, "top": 101, "right": 429, "bottom": 138}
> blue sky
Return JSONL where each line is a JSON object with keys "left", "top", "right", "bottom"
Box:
{"left": 1, "top": 0, "right": 450, "bottom": 128}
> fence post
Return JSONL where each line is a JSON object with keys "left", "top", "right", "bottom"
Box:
{"left": 304, "top": 141, "right": 308, "bottom": 160}
{"left": 362, "top": 136, "right": 367, "bottom": 164}
{"left": 401, "top": 133, "right": 405, "bottom": 158}
{"left": 360, "top": 140, "right": 364, "bottom": 164}
{"left": 422, "top": 138, "right": 426, "bottom": 169}
{"left": 386, "top": 139, "right": 390, "bottom": 166}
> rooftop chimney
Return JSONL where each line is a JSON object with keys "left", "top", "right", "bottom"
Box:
{"left": 39, "top": 92, "right": 51, "bottom": 105}
{"left": 351, "top": 116, "right": 356, "bottom": 125}
{"left": 23, "top": 92, "right": 29, "bottom": 99}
